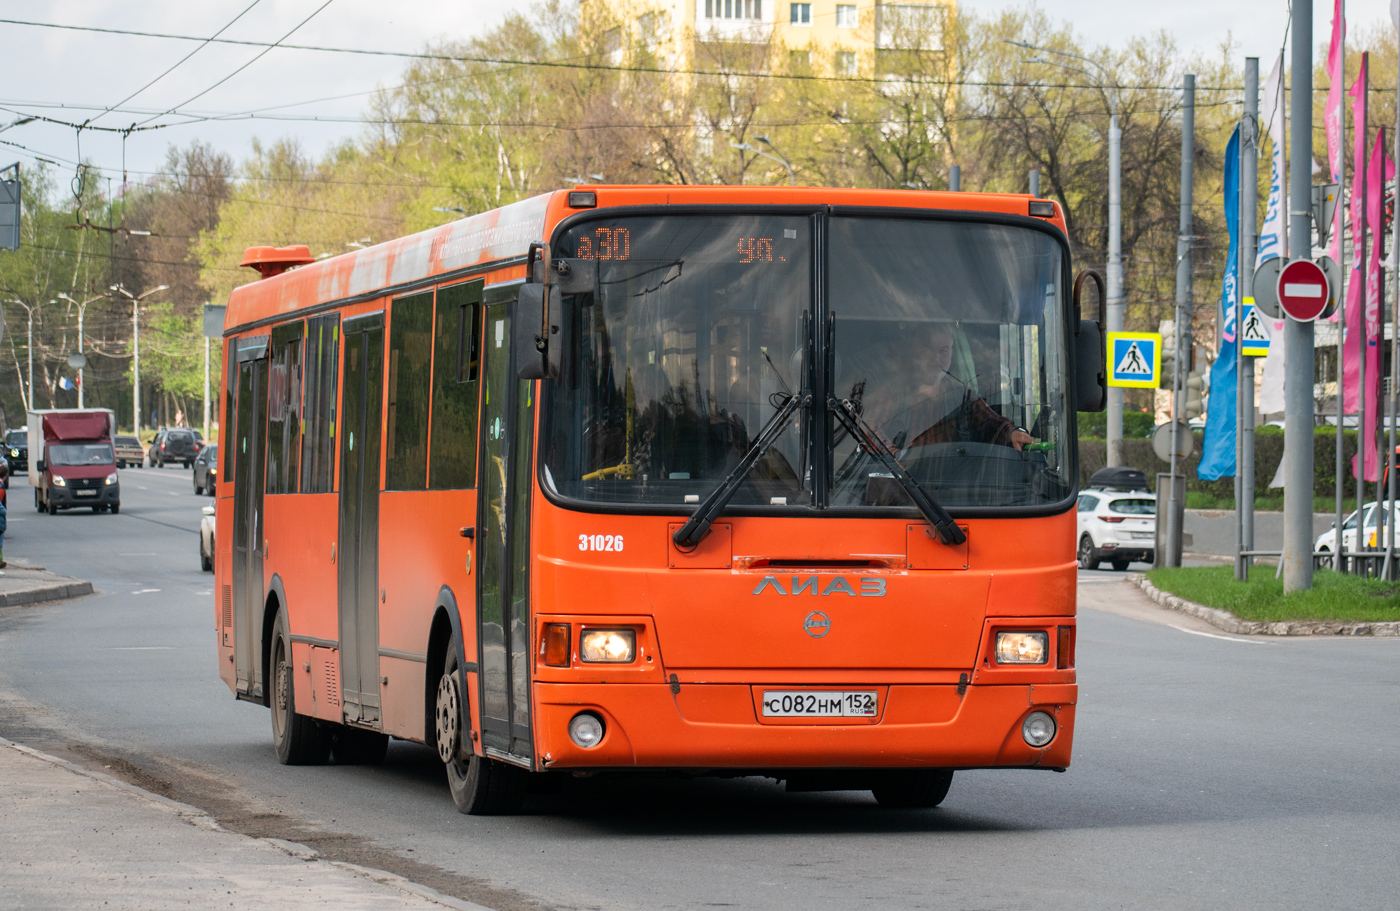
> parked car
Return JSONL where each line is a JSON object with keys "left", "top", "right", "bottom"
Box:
{"left": 193, "top": 444, "right": 218, "bottom": 496}
{"left": 5, "top": 428, "right": 28, "bottom": 473}
{"left": 200, "top": 504, "right": 215, "bottom": 572}
{"left": 1077, "top": 487, "right": 1157, "bottom": 570}
{"left": 150, "top": 428, "right": 201, "bottom": 468}
{"left": 113, "top": 434, "right": 145, "bottom": 468}
{"left": 1314, "top": 501, "right": 1400, "bottom": 567}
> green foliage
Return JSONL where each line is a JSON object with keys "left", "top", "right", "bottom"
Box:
{"left": 129, "top": 303, "right": 218, "bottom": 400}
{"left": 1076, "top": 410, "right": 1155, "bottom": 439}
{"left": 1079, "top": 425, "right": 1376, "bottom": 503}
{"left": 1147, "top": 565, "right": 1400, "bottom": 623}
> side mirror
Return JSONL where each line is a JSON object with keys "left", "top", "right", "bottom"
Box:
{"left": 35, "top": 459, "right": 45, "bottom": 472}
{"left": 202, "top": 505, "right": 215, "bottom": 517}
{"left": 515, "top": 283, "right": 562, "bottom": 380}
{"left": 1073, "top": 269, "right": 1107, "bottom": 412}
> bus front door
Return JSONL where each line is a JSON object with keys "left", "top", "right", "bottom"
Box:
{"left": 232, "top": 343, "right": 268, "bottom": 699}
{"left": 476, "top": 298, "right": 534, "bottom": 762}
{"left": 338, "top": 314, "right": 385, "bottom": 726}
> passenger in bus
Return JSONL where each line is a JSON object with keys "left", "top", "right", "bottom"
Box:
{"left": 881, "top": 323, "right": 1033, "bottom": 453}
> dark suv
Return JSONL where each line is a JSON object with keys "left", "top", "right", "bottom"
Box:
{"left": 151, "top": 428, "right": 201, "bottom": 468}
{"left": 4, "top": 429, "right": 27, "bottom": 473}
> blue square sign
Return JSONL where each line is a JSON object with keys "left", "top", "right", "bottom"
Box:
{"left": 1106, "top": 332, "right": 1162, "bottom": 388}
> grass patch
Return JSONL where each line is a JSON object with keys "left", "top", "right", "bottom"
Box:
{"left": 1147, "top": 565, "right": 1400, "bottom": 623}
{"left": 1181, "top": 492, "right": 1360, "bottom": 513}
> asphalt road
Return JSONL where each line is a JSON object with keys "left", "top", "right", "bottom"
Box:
{"left": 1, "top": 470, "right": 1398, "bottom": 910}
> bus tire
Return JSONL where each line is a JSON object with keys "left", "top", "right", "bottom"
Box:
{"left": 438, "top": 647, "right": 524, "bottom": 815}
{"left": 270, "top": 612, "right": 331, "bottom": 765}
{"left": 871, "top": 769, "right": 954, "bottom": 809}
{"left": 331, "top": 726, "right": 388, "bottom": 765}
{"left": 1077, "top": 535, "right": 1100, "bottom": 571}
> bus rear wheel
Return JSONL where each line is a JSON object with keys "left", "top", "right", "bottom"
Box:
{"left": 437, "top": 648, "right": 524, "bottom": 815}
{"left": 871, "top": 769, "right": 954, "bottom": 809}
{"left": 271, "top": 613, "right": 331, "bottom": 765}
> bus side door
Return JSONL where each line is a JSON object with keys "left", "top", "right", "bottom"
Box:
{"left": 476, "top": 291, "right": 535, "bottom": 762}
{"left": 338, "top": 313, "right": 385, "bottom": 726}
{"left": 232, "top": 335, "right": 270, "bottom": 700}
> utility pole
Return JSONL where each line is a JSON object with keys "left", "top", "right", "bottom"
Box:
{"left": 1029, "top": 167, "right": 1040, "bottom": 198}
{"left": 1237, "top": 57, "right": 1260, "bottom": 581}
{"left": 1167, "top": 74, "right": 1196, "bottom": 568}
{"left": 1355, "top": 56, "right": 1370, "bottom": 565}
{"left": 1106, "top": 91, "right": 1124, "bottom": 465}
{"left": 203, "top": 335, "right": 210, "bottom": 442}
{"left": 57, "top": 293, "right": 102, "bottom": 409}
{"left": 1386, "top": 68, "right": 1400, "bottom": 577}
{"left": 948, "top": 164, "right": 961, "bottom": 192}
{"left": 1283, "top": 0, "right": 1316, "bottom": 592}
{"left": 111, "top": 284, "right": 168, "bottom": 436}
{"left": 1335, "top": 11, "right": 1349, "bottom": 573}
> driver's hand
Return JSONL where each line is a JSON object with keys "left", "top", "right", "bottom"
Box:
{"left": 1011, "top": 429, "right": 1034, "bottom": 451}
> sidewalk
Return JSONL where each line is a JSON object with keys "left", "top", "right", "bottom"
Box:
{"left": 0, "top": 562, "right": 92, "bottom": 608}
{"left": 0, "top": 737, "right": 488, "bottom": 911}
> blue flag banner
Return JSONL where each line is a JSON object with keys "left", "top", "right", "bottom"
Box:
{"left": 1199, "top": 125, "right": 1240, "bottom": 481}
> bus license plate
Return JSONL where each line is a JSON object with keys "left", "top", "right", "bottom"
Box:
{"left": 761, "top": 691, "right": 877, "bottom": 718}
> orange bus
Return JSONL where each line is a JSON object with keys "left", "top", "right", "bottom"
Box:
{"left": 216, "top": 186, "right": 1106, "bottom": 814}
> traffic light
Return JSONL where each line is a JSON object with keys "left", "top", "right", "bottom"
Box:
{"left": 1184, "top": 370, "right": 1205, "bottom": 419}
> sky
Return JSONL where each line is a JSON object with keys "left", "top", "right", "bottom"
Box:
{"left": 0, "top": 0, "right": 1394, "bottom": 191}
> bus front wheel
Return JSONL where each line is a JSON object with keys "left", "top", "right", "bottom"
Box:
{"left": 271, "top": 612, "right": 331, "bottom": 765}
{"left": 871, "top": 769, "right": 954, "bottom": 809}
{"left": 437, "top": 647, "right": 525, "bottom": 815}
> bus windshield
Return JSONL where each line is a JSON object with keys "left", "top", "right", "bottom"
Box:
{"left": 543, "top": 212, "right": 1073, "bottom": 511}
{"left": 545, "top": 214, "right": 812, "bottom": 507}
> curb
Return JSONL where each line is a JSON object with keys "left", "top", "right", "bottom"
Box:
{"left": 0, "top": 735, "right": 493, "bottom": 911}
{"left": 0, "top": 578, "right": 93, "bottom": 607}
{"left": 1128, "top": 573, "right": 1400, "bottom": 637}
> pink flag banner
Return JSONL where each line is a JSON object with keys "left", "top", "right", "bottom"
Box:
{"left": 1353, "top": 128, "right": 1395, "bottom": 482}
{"left": 1343, "top": 56, "right": 1369, "bottom": 415}
{"left": 1324, "top": 0, "right": 1346, "bottom": 263}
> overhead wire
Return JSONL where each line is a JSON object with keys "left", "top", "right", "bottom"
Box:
{"left": 85, "top": 0, "right": 265, "bottom": 130}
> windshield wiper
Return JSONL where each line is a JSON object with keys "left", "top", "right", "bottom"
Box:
{"left": 827, "top": 395, "right": 966, "bottom": 546}
{"left": 673, "top": 390, "right": 809, "bottom": 550}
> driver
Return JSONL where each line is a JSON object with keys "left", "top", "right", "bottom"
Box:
{"left": 893, "top": 323, "right": 1033, "bottom": 452}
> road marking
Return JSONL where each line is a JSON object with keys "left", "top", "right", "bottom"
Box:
{"left": 118, "top": 553, "right": 156, "bottom": 556}
{"left": 1170, "top": 625, "right": 1270, "bottom": 645}
{"left": 131, "top": 588, "right": 162, "bottom": 595}
{"left": 107, "top": 646, "right": 174, "bottom": 650}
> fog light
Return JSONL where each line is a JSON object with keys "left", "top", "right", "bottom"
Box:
{"left": 580, "top": 629, "right": 635, "bottom": 663}
{"left": 1022, "top": 711, "right": 1056, "bottom": 747}
{"left": 568, "top": 712, "right": 605, "bottom": 748}
{"left": 995, "top": 631, "right": 1048, "bottom": 665}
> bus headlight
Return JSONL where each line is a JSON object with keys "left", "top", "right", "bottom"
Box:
{"left": 1022, "top": 711, "right": 1056, "bottom": 747}
{"left": 580, "top": 629, "right": 635, "bottom": 663}
{"left": 568, "top": 712, "right": 605, "bottom": 748}
{"left": 994, "top": 631, "right": 1048, "bottom": 664}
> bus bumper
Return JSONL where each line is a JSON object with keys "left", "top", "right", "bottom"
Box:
{"left": 533, "top": 682, "right": 1075, "bottom": 772}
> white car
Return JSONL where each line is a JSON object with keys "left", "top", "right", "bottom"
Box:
{"left": 1314, "top": 501, "right": 1400, "bottom": 566}
{"left": 200, "top": 504, "right": 215, "bottom": 572}
{"left": 1076, "top": 487, "right": 1157, "bottom": 570}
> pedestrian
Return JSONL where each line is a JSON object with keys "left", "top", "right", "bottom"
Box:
{"left": 0, "top": 459, "right": 9, "bottom": 570}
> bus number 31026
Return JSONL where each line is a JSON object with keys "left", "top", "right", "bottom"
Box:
{"left": 580, "top": 533, "right": 625, "bottom": 552}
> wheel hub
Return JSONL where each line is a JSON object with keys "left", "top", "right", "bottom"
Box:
{"left": 435, "top": 673, "right": 460, "bottom": 764}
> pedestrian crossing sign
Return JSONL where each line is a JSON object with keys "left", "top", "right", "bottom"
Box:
{"left": 1106, "top": 332, "right": 1162, "bottom": 388}
{"left": 1239, "top": 301, "right": 1271, "bottom": 356}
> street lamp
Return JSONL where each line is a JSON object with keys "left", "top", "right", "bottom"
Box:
{"left": 56, "top": 292, "right": 103, "bottom": 408}
{"left": 1010, "top": 40, "right": 1125, "bottom": 466}
{"left": 732, "top": 137, "right": 796, "bottom": 186}
{"left": 110, "top": 284, "right": 168, "bottom": 434}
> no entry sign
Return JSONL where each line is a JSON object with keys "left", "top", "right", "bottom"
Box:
{"left": 1276, "top": 259, "right": 1330, "bottom": 322}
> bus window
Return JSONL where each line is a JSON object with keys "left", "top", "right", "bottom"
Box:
{"left": 429, "top": 280, "right": 483, "bottom": 490}
{"left": 826, "top": 216, "right": 1073, "bottom": 510}
{"left": 386, "top": 292, "right": 433, "bottom": 490}
{"left": 301, "top": 315, "right": 340, "bottom": 493}
{"left": 222, "top": 338, "right": 236, "bottom": 483}
{"left": 267, "top": 322, "right": 303, "bottom": 494}
{"left": 544, "top": 215, "right": 812, "bottom": 507}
